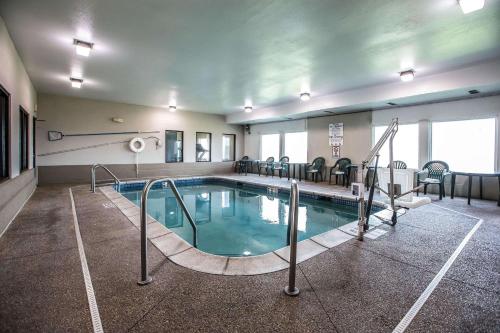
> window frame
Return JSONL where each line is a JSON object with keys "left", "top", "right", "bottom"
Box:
{"left": 260, "top": 133, "right": 281, "bottom": 161}
{"left": 19, "top": 106, "right": 29, "bottom": 172}
{"left": 372, "top": 122, "right": 420, "bottom": 169}
{"left": 430, "top": 117, "right": 497, "bottom": 173}
{"left": 32, "top": 116, "right": 37, "bottom": 168}
{"left": 284, "top": 131, "right": 308, "bottom": 163}
{"left": 0, "top": 84, "right": 11, "bottom": 182}
{"left": 195, "top": 132, "right": 212, "bottom": 162}
{"left": 164, "top": 130, "right": 184, "bottom": 163}
{"left": 222, "top": 133, "right": 236, "bottom": 162}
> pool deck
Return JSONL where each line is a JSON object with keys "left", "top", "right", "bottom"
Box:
{"left": 0, "top": 174, "right": 499, "bottom": 332}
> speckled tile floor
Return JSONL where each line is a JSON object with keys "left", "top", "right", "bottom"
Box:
{"left": 0, "top": 177, "right": 498, "bottom": 333}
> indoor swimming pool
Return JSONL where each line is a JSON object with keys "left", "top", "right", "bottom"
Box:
{"left": 119, "top": 178, "right": 360, "bottom": 256}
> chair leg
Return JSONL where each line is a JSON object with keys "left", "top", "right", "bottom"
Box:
{"left": 439, "top": 183, "right": 443, "bottom": 200}
{"left": 424, "top": 184, "right": 428, "bottom": 195}
{"left": 329, "top": 173, "right": 332, "bottom": 185}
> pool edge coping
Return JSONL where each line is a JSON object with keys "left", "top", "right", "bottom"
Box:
{"left": 99, "top": 176, "right": 388, "bottom": 276}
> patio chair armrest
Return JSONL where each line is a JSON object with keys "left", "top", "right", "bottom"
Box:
{"left": 416, "top": 170, "right": 428, "bottom": 180}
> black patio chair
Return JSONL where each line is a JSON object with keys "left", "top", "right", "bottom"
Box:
{"left": 388, "top": 160, "right": 407, "bottom": 169}
{"left": 417, "top": 160, "right": 450, "bottom": 200}
{"left": 272, "top": 156, "right": 289, "bottom": 178}
{"left": 258, "top": 157, "right": 274, "bottom": 176}
{"left": 305, "top": 157, "right": 326, "bottom": 183}
{"left": 329, "top": 158, "right": 351, "bottom": 185}
{"left": 236, "top": 156, "right": 249, "bottom": 174}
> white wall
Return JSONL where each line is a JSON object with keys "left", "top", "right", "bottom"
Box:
{"left": 0, "top": 16, "right": 37, "bottom": 175}
{"left": 37, "top": 94, "right": 244, "bottom": 166}
{"left": 0, "top": 16, "right": 37, "bottom": 233}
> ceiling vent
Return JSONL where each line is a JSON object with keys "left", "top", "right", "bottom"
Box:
{"left": 468, "top": 89, "right": 480, "bottom": 94}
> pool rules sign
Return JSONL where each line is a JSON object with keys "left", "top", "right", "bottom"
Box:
{"left": 329, "top": 123, "right": 343, "bottom": 158}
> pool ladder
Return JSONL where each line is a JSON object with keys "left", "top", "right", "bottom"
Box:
{"left": 138, "top": 178, "right": 198, "bottom": 286}
{"left": 91, "top": 164, "right": 121, "bottom": 193}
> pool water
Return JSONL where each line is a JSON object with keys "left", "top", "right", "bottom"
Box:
{"left": 120, "top": 181, "right": 358, "bottom": 257}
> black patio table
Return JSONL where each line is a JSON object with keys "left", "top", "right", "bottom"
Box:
{"left": 286, "top": 162, "right": 309, "bottom": 181}
{"left": 450, "top": 171, "right": 500, "bottom": 206}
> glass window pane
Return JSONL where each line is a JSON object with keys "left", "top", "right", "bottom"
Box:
{"left": 285, "top": 132, "right": 307, "bottom": 163}
{"left": 374, "top": 123, "right": 419, "bottom": 169}
{"left": 432, "top": 118, "right": 495, "bottom": 173}
{"left": 165, "top": 130, "right": 183, "bottom": 162}
{"left": 222, "top": 134, "right": 235, "bottom": 161}
{"left": 260, "top": 134, "right": 280, "bottom": 160}
{"left": 0, "top": 89, "right": 8, "bottom": 178}
{"left": 196, "top": 132, "right": 211, "bottom": 162}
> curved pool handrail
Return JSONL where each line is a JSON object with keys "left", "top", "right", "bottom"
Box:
{"left": 91, "top": 163, "right": 120, "bottom": 192}
{"left": 138, "top": 177, "right": 198, "bottom": 285}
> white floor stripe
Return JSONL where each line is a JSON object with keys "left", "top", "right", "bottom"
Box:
{"left": 69, "top": 188, "right": 104, "bottom": 333}
{"left": 392, "top": 214, "right": 483, "bottom": 333}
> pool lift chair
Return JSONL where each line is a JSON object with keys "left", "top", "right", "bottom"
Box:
{"left": 353, "top": 118, "right": 430, "bottom": 241}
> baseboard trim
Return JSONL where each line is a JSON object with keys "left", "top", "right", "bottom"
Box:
{"left": 0, "top": 183, "right": 37, "bottom": 239}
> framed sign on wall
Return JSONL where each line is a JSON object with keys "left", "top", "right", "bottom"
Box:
{"left": 329, "top": 123, "right": 343, "bottom": 146}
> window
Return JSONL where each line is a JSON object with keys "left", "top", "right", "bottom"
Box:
{"left": 19, "top": 107, "right": 29, "bottom": 172}
{"left": 285, "top": 132, "right": 307, "bottom": 163}
{"left": 165, "top": 130, "right": 183, "bottom": 162}
{"left": 196, "top": 132, "right": 211, "bottom": 162}
{"left": 260, "top": 134, "right": 280, "bottom": 160}
{"left": 0, "top": 85, "right": 9, "bottom": 180}
{"left": 222, "top": 134, "right": 236, "bottom": 161}
{"left": 432, "top": 118, "right": 496, "bottom": 173}
{"left": 32, "top": 117, "right": 37, "bottom": 168}
{"left": 374, "top": 123, "right": 419, "bottom": 169}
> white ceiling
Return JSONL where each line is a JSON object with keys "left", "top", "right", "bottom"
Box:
{"left": 1, "top": 0, "right": 500, "bottom": 115}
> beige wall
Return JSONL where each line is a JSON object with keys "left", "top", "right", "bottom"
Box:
{"left": 0, "top": 17, "right": 37, "bottom": 234}
{"left": 37, "top": 94, "right": 244, "bottom": 166}
{"left": 307, "top": 112, "right": 372, "bottom": 166}
{"left": 243, "top": 112, "right": 372, "bottom": 166}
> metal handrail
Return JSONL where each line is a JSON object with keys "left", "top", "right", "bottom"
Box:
{"left": 91, "top": 164, "right": 120, "bottom": 192}
{"left": 138, "top": 178, "right": 198, "bottom": 285}
{"left": 284, "top": 180, "right": 300, "bottom": 296}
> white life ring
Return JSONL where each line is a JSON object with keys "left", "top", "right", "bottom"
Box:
{"left": 129, "top": 137, "right": 146, "bottom": 153}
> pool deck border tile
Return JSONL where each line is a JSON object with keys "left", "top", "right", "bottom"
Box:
{"left": 99, "top": 176, "right": 389, "bottom": 276}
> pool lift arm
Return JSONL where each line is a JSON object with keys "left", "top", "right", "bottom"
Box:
{"left": 355, "top": 118, "right": 401, "bottom": 240}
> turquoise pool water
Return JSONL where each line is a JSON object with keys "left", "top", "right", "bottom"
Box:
{"left": 120, "top": 181, "right": 358, "bottom": 256}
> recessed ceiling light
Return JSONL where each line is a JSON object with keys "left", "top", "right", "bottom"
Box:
{"left": 244, "top": 106, "right": 253, "bottom": 113}
{"left": 73, "top": 39, "right": 93, "bottom": 57}
{"left": 70, "top": 77, "right": 83, "bottom": 88}
{"left": 458, "top": 0, "right": 485, "bottom": 14}
{"left": 300, "top": 92, "right": 311, "bottom": 101}
{"left": 169, "top": 105, "right": 177, "bottom": 112}
{"left": 400, "top": 70, "right": 415, "bottom": 82}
